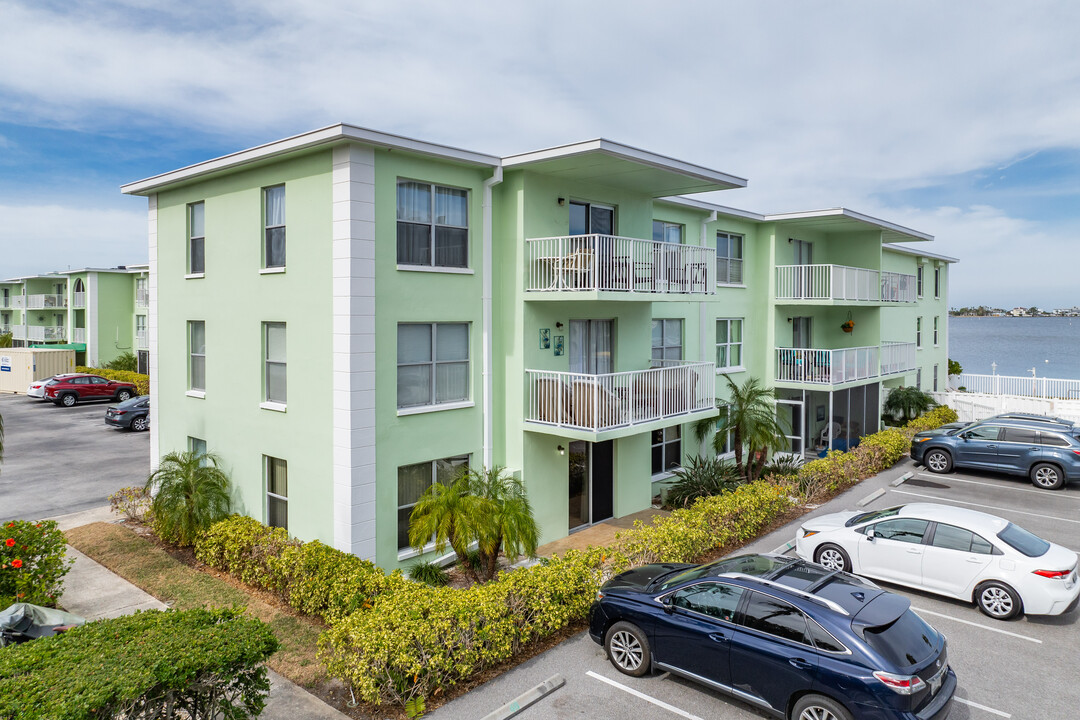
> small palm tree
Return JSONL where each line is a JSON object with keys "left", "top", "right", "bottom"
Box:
{"left": 714, "top": 375, "right": 790, "bottom": 483}
{"left": 883, "top": 386, "right": 935, "bottom": 424}
{"left": 144, "top": 450, "right": 232, "bottom": 546}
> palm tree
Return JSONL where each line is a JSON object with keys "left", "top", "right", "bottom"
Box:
{"left": 409, "top": 465, "right": 539, "bottom": 582}
{"left": 883, "top": 386, "right": 935, "bottom": 424}
{"left": 144, "top": 450, "right": 232, "bottom": 546}
{"left": 712, "top": 375, "right": 790, "bottom": 483}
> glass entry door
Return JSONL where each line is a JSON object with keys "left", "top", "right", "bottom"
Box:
{"left": 792, "top": 317, "right": 812, "bottom": 349}
{"left": 568, "top": 440, "right": 614, "bottom": 531}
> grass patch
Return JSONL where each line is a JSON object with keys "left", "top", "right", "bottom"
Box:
{"left": 65, "top": 522, "right": 329, "bottom": 688}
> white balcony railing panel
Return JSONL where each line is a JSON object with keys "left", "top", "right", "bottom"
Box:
{"left": 525, "top": 361, "right": 715, "bottom": 433}
{"left": 526, "top": 235, "right": 715, "bottom": 295}
{"left": 957, "top": 374, "right": 1080, "bottom": 400}
{"left": 136, "top": 329, "right": 148, "bottom": 349}
{"left": 880, "top": 271, "right": 917, "bottom": 303}
{"left": 43, "top": 326, "right": 65, "bottom": 341}
{"left": 775, "top": 346, "right": 880, "bottom": 385}
{"left": 27, "top": 294, "right": 67, "bottom": 310}
{"left": 880, "top": 341, "right": 917, "bottom": 375}
{"left": 136, "top": 290, "right": 149, "bottom": 308}
{"left": 72, "top": 292, "right": 86, "bottom": 309}
{"left": 12, "top": 297, "right": 26, "bottom": 309}
{"left": 775, "top": 265, "right": 917, "bottom": 303}
{"left": 73, "top": 327, "right": 86, "bottom": 343}
{"left": 11, "top": 327, "right": 26, "bottom": 340}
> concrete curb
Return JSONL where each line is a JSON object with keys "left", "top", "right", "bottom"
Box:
{"left": 480, "top": 675, "right": 565, "bottom": 720}
{"left": 771, "top": 540, "right": 796, "bottom": 554}
{"left": 856, "top": 488, "right": 887, "bottom": 507}
{"left": 891, "top": 471, "right": 913, "bottom": 487}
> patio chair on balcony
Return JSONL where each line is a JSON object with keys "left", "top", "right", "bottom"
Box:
{"left": 562, "top": 251, "right": 594, "bottom": 290}
{"left": 571, "top": 379, "right": 624, "bottom": 430}
{"left": 534, "top": 377, "right": 572, "bottom": 425}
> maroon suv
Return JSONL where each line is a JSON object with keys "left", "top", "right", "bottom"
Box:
{"left": 44, "top": 374, "right": 138, "bottom": 407}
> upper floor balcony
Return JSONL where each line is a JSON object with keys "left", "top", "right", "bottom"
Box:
{"left": 12, "top": 326, "right": 66, "bottom": 343}
{"left": 136, "top": 329, "right": 149, "bottom": 349}
{"left": 11, "top": 296, "right": 25, "bottom": 309}
{"left": 73, "top": 327, "right": 87, "bottom": 344}
{"left": 526, "top": 235, "right": 715, "bottom": 300}
{"left": 775, "top": 341, "right": 917, "bottom": 388}
{"left": 72, "top": 292, "right": 86, "bottom": 309}
{"left": 26, "top": 294, "right": 67, "bottom": 310}
{"left": 136, "top": 289, "right": 149, "bottom": 308}
{"left": 775, "top": 265, "right": 916, "bottom": 304}
{"left": 524, "top": 361, "right": 716, "bottom": 440}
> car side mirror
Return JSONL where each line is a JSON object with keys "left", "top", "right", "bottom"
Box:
{"left": 661, "top": 596, "right": 674, "bottom": 614}
{"left": 866, "top": 528, "right": 876, "bottom": 541}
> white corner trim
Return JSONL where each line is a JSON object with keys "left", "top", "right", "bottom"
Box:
{"left": 396, "top": 400, "right": 475, "bottom": 417}
{"left": 185, "top": 390, "right": 206, "bottom": 399}
{"left": 259, "top": 401, "right": 287, "bottom": 412}
{"left": 396, "top": 264, "right": 475, "bottom": 275}
{"left": 185, "top": 273, "right": 205, "bottom": 280}
{"left": 259, "top": 267, "right": 287, "bottom": 275}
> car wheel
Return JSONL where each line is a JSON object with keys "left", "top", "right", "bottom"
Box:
{"left": 791, "top": 693, "right": 853, "bottom": 720}
{"left": 924, "top": 449, "right": 952, "bottom": 474}
{"left": 116, "top": 389, "right": 133, "bottom": 402}
{"left": 814, "top": 544, "right": 851, "bottom": 573}
{"left": 60, "top": 393, "right": 78, "bottom": 407}
{"left": 975, "top": 581, "right": 1023, "bottom": 620}
{"left": 1030, "top": 463, "right": 1065, "bottom": 490}
{"left": 132, "top": 416, "right": 149, "bottom": 432}
{"left": 604, "top": 621, "right": 651, "bottom": 677}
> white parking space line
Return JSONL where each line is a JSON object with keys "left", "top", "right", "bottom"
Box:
{"left": 916, "top": 473, "right": 1080, "bottom": 499}
{"left": 911, "top": 607, "right": 1041, "bottom": 644}
{"left": 891, "top": 489, "right": 1080, "bottom": 524}
{"left": 954, "top": 696, "right": 1012, "bottom": 718}
{"left": 586, "top": 671, "right": 704, "bottom": 720}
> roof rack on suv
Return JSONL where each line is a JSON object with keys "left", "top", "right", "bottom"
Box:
{"left": 720, "top": 572, "right": 850, "bottom": 615}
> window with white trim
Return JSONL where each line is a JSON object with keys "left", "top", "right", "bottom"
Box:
{"left": 189, "top": 321, "right": 205, "bottom": 391}
{"left": 397, "top": 181, "right": 469, "bottom": 268}
{"left": 917, "top": 265, "right": 924, "bottom": 297}
{"left": 264, "top": 185, "right": 286, "bottom": 269}
{"left": 397, "top": 455, "right": 469, "bottom": 550}
{"left": 933, "top": 364, "right": 939, "bottom": 392}
{"left": 715, "top": 405, "right": 734, "bottom": 455}
{"left": 651, "top": 319, "right": 682, "bottom": 365}
{"left": 716, "top": 231, "right": 744, "bottom": 284}
{"left": 652, "top": 221, "right": 683, "bottom": 244}
{"left": 916, "top": 368, "right": 922, "bottom": 390}
{"left": 264, "top": 322, "right": 286, "bottom": 404}
{"left": 188, "top": 202, "right": 205, "bottom": 275}
{"left": 934, "top": 267, "right": 940, "bottom": 298}
{"left": 397, "top": 323, "right": 469, "bottom": 408}
{"left": 916, "top": 317, "right": 923, "bottom": 348}
{"left": 188, "top": 436, "right": 207, "bottom": 457}
{"left": 266, "top": 455, "right": 288, "bottom": 530}
{"left": 652, "top": 426, "right": 681, "bottom": 476}
{"left": 933, "top": 316, "right": 939, "bottom": 346}
{"left": 716, "top": 319, "right": 743, "bottom": 369}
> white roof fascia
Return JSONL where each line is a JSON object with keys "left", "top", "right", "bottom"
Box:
{"left": 657, "top": 196, "right": 765, "bottom": 221}
{"left": 882, "top": 243, "right": 959, "bottom": 264}
{"left": 763, "top": 208, "right": 934, "bottom": 242}
{"left": 122, "top": 123, "right": 501, "bottom": 195}
{"left": 57, "top": 267, "right": 144, "bottom": 275}
{"left": 502, "top": 139, "right": 748, "bottom": 189}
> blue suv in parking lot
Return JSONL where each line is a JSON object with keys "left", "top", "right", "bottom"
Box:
{"left": 589, "top": 553, "right": 955, "bottom": 720}
{"left": 911, "top": 417, "right": 1080, "bottom": 489}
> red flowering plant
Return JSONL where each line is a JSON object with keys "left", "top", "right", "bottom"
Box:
{"left": 0, "top": 519, "right": 72, "bottom": 607}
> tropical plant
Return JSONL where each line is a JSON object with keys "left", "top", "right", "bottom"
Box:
{"left": 664, "top": 456, "right": 742, "bottom": 508}
{"left": 712, "top": 375, "right": 790, "bottom": 483}
{"left": 409, "top": 465, "right": 539, "bottom": 582}
{"left": 144, "top": 451, "right": 232, "bottom": 546}
{"left": 762, "top": 453, "right": 804, "bottom": 479}
{"left": 882, "top": 386, "right": 936, "bottom": 424}
{"left": 104, "top": 351, "right": 138, "bottom": 372}
{"left": 0, "top": 332, "right": 10, "bottom": 348}
{"left": 407, "top": 559, "right": 448, "bottom": 587}
{"left": 948, "top": 358, "right": 963, "bottom": 376}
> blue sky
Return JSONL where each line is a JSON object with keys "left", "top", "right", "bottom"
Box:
{"left": 2, "top": 0, "right": 1080, "bottom": 308}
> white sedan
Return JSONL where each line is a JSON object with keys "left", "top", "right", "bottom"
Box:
{"left": 795, "top": 503, "right": 1079, "bottom": 620}
{"left": 26, "top": 373, "right": 77, "bottom": 399}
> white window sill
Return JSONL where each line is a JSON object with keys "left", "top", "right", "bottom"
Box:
{"left": 715, "top": 283, "right": 747, "bottom": 289}
{"left": 651, "top": 469, "right": 681, "bottom": 482}
{"left": 397, "top": 541, "right": 439, "bottom": 562}
{"left": 186, "top": 390, "right": 205, "bottom": 399}
{"left": 260, "top": 267, "right": 286, "bottom": 275}
{"left": 185, "top": 273, "right": 205, "bottom": 280}
{"left": 397, "top": 400, "right": 475, "bottom": 416}
{"left": 397, "top": 264, "right": 475, "bottom": 275}
{"left": 716, "top": 366, "right": 746, "bottom": 374}
{"left": 260, "top": 401, "right": 287, "bottom": 413}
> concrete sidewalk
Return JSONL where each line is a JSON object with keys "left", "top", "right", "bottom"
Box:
{"left": 50, "top": 507, "right": 350, "bottom": 720}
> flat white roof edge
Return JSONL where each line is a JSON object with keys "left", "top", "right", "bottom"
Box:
{"left": 882, "top": 243, "right": 958, "bottom": 263}
{"left": 763, "top": 208, "right": 934, "bottom": 242}
{"left": 121, "top": 123, "right": 501, "bottom": 195}
{"left": 657, "top": 196, "right": 765, "bottom": 221}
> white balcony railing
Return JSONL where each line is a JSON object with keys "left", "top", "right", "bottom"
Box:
{"left": 956, "top": 374, "right": 1080, "bottom": 400}
{"left": 136, "top": 289, "right": 149, "bottom": 308}
{"left": 776, "top": 346, "right": 880, "bottom": 385}
{"left": 880, "top": 341, "right": 917, "bottom": 376}
{"left": 12, "top": 296, "right": 25, "bottom": 309}
{"left": 11, "top": 327, "right": 25, "bottom": 340}
{"left": 27, "top": 294, "right": 67, "bottom": 310}
{"left": 72, "top": 292, "right": 86, "bottom": 309}
{"left": 525, "top": 361, "right": 715, "bottom": 433}
{"left": 73, "top": 327, "right": 86, "bottom": 343}
{"left": 775, "top": 265, "right": 916, "bottom": 303}
{"left": 136, "top": 329, "right": 148, "bottom": 349}
{"left": 526, "top": 235, "right": 715, "bottom": 295}
{"left": 26, "top": 326, "right": 66, "bottom": 342}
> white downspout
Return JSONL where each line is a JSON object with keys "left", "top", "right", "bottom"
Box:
{"left": 482, "top": 166, "right": 503, "bottom": 468}
{"left": 698, "top": 211, "right": 717, "bottom": 362}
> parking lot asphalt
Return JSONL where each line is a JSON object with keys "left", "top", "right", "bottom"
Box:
{"left": 0, "top": 393, "right": 150, "bottom": 522}
{"left": 431, "top": 460, "right": 1080, "bottom": 720}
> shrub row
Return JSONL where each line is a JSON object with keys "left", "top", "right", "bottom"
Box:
{"left": 0, "top": 607, "right": 279, "bottom": 720}
{"left": 0, "top": 519, "right": 72, "bottom": 607}
{"left": 75, "top": 365, "right": 150, "bottom": 395}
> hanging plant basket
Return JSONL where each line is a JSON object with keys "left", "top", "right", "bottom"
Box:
{"left": 841, "top": 320, "right": 855, "bottom": 333}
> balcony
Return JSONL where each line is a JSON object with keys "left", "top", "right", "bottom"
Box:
{"left": 17, "top": 326, "right": 67, "bottom": 343}
{"left": 11, "top": 327, "right": 25, "bottom": 340}
{"left": 0, "top": 324, "right": 9, "bottom": 335}
{"left": 525, "top": 361, "right": 716, "bottom": 439}
{"left": 73, "top": 327, "right": 86, "bottom": 343}
{"left": 136, "top": 329, "right": 148, "bottom": 349}
{"left": 72, "top": 292, "right": 86, "bottom": 309}
{"left": 775, "top": 342, "right": 917, "bottom": 387}
{"left": 136, "top": 289, "right": 149, "bottom": 308}
{"left": 775, "top": 265, "right": 916, "bottom": 304}
{"left": 11, "top": 297, "right": 25, "bottom": 309}
{"left": 526, "top": 235, "right": 714, "bottom": 298}
{"left": 27, "top": 294, "right": 67, "bottom": 310}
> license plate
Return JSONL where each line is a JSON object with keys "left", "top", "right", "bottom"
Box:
{"left": 928, "top": 663, "right": 947, "bottom": 696}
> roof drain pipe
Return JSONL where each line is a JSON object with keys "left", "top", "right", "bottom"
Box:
{"left": 482, "top": 166, "right": 503, "bottom": 468}
{"left": 699, "top": 210, "right": 717, "bottom": 363}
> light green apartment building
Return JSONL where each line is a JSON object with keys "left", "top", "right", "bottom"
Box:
{"left": 122, "top": 124, "right": 956, "bottom": 569}
{"left": 1, "top": 266, "right": 151, "bottom": 371}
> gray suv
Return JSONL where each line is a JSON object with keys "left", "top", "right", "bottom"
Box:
{"left": 911, "top": 419, "right": 1080, "bottom": 490}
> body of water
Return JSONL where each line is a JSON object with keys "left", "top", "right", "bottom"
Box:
{"left": 949, "top": 316, "right": 1080, "bottom": 380}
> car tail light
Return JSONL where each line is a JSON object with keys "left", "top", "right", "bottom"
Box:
{"left": 1033, "top": 569, "right": 1073, "bottom": 579}
{"left": 113, "top": 410, "right": 127, "bottom": 415}
{"left": 873, "top": 670, "right": 926, "bottom": 695}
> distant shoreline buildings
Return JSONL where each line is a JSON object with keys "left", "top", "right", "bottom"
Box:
{"left": 950, "top": 306, "right": 1080, "bottom": 318}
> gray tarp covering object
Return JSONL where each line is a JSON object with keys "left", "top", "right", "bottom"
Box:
{"left": 0, "top": 602, "right": 86, "bottom": 646}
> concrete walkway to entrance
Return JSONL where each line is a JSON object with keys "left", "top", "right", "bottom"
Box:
{"left": 49, "top": 506, "right": 349, "bottom": 720}
{"left": 535, "top": 507, "right": 669, "bottom": 557}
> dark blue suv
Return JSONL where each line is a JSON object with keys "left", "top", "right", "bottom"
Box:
{"left": 589, "top": 554, "right": 955, "bottom": 720}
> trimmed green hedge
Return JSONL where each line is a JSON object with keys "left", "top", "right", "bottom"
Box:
{"left": 76, "top": 366, "right": 149, "bottom": 396}
{"left": 0, "top": 607, "right": 279, "bottom": 720}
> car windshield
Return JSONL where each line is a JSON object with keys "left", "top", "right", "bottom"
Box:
{"left": 997, "top": 523, "right": 1050, "bottom": 557}
{"left": 862, "top": 609, "right": 939, "bottom": 669}
{"left": 845, "top": 506, "right": 902, "bottom": 527}
{"left": 654, "top": 555, "right": 792, "bottom": 592}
